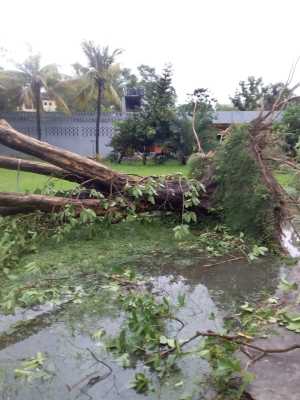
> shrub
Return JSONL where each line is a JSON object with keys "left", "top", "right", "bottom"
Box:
{"left": 187, "top": 152, "right": 206, "bottom": 179}
{"left": 216, "top": 125, "right": 275, "bottom": 242}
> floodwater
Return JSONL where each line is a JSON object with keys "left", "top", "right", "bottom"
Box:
{"left": 0, "top": 250, "right": 289, "bottom": 400}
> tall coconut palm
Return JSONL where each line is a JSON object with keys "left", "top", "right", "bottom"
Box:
{"left": 76, "top": 41, "right": 122, "bottom": 156}
{"left": 0, "top": 54, "right": 69, "bottom": 140}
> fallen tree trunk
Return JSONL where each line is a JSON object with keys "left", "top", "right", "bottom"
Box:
{"left": 0, "top": 120, "right": 137, "bottom": 193}
{"left": 0, "top": 192, "right": 112, "bottom": 215}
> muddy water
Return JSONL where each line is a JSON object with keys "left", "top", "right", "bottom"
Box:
{"left": 0, "top": 253, "right": 285, "bottom": 400}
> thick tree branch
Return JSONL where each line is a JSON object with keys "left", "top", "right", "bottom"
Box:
{"left": 0, "top": 156, "right": 86, "bottom": 185}
{"left": 159, "top": 330, "right": 300, "bottom": 363}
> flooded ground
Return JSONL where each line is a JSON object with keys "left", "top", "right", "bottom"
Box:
{"left": 0, "top": 247, "right": 285, "bottom": 400}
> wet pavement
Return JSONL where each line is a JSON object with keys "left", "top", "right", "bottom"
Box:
{"left": 244, "top": 223, "right": 300, "bottom": 400}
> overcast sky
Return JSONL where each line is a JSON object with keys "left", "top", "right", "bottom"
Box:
{"left": 1, "top": 0, "right": 299, "bottom": 103}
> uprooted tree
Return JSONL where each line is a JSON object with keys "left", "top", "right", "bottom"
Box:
{"left": 0, "top": 92, "right": 299, "bottom": 246}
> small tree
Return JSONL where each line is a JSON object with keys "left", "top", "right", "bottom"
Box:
{"left": 111, "top": 65, "right": 177, "bottom": 164}
{"left": 141, "top": 64, "right": 176, "bottom": 145}
{"left": 111, "top": 115, "right": 155, "bottom": 163}
{"left": 181, "top": 88, "right": 218, "bottom": 154}
{"left": 262, "top": 82, "right": 292, "bottom": 110}
{"left": 230, "top": 76, "right": 263, "bottom": 111}
{"left": 230, "top": 76, "right": 293, "bottom": 111}
{"left": 168, "top": 109, "right": 193, "bottom": 164}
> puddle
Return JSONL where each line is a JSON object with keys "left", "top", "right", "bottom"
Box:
{"left": 0, "top": 251, "right": 287, "bottom": 399}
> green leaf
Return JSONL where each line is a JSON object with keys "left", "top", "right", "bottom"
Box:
{"left": 279, "top": 278, "right": 298, "bottom": 293}
{"left": 240, "top": 302, "right": 254, "bottom": 313}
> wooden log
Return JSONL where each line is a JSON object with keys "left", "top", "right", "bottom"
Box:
{"left": 0, "top": 120, "right": 137, "bottom": 193}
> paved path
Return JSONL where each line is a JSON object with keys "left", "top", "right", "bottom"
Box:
{"left": 245, "top": 253, "right": 300, "bottom": 400}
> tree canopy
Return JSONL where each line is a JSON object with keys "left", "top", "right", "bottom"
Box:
{"left": 230, "top": 76, "right": 293, "bottom": 111}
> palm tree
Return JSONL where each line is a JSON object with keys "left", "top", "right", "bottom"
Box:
{"left": 0, "top": 54, "right": 69, "bottom": 140}
{"left": 76, "top": 41, "right": 122, "bottom": 156}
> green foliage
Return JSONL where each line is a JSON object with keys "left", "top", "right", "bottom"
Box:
{"left": 0, "top": 54, "right": 69, "bottom": 117}
{"left": 0, "top": 210, "right": 276, "bottom": 398}
{"left": 109, "top": 292, "right": 171, "bottom": 355}
{"left": 230, "top": 76, "right": 263, "bottom": 111}
{"left": 131, "top": 372, "right": 152, "bottom": 393}
{"left": 111, "top": 65, "right": 191, "bottom": 160}
{"left": 14, "top": 352, "right": 52, "bottom": 382}
{"left": 181, "top": 88, "right": 219, "bottom": 153}
{"left": 230, "top": 76, "right": 291, "bottom": 111}
{"left": 173, "top": 177, "right": 203, "bottom": 240}
{"left": 0, "top": 216, "right": 38, "bottom": 271}
{"left": 279, "top": 278, "right": 298, "bottom": 293}
{"left": 187, "top": 153, "right": 206, "bottom": 179}
{"left": 216, "top": 125, "right": 275, "bottom": 242}
{"left": 237, "top": 300, "right": 278, "bottom": 336}
{"left": 280, "top": 104, "right": 300, "bottom": 156}
{"left": 111, "top": 113, "right": 155, "bottom": 156}
{"left": 247, "top": 244, "right": 268, "bottom": 261}
{"left": 199, "top": 336, "right": 253, "bottom": 398}
{"left": 279, "top": 312, "right": 300, "bottom": 333}
{"left": 169, "top": 109, "right": 194, "bottom": 163}
{"left": 75, "top": 41, "right": 122, "bottom": 109}
{"left": 173, "top": 224, "right": 190, "bottom": 240}
{"left": 195, "top": 225, "right": 247, "bottom": 257}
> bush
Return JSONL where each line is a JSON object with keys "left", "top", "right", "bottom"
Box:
{"left": 187, "top": 153, "right": 206, "bottom": 179}
{"left": 281, "top": 104, "right": 300, "bottom": 156}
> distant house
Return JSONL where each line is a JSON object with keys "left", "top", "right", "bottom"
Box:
{"left": 212, "top": 111, "right": 282, "bottom": 130}
{"left": 17, "top": 93, "right": 57, "bottom": 112}
{"left": 41, "top": 94, "right": 57, "bottom": 112}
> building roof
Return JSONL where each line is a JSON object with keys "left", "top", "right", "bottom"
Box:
{"left": 213, "top": 111, "right": 282, "bottom": 124}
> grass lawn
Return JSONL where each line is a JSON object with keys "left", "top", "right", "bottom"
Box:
{"left": 275, "top": 170, "right": 298, "bottom": 188}
{"left": 0, "top": 160, "right": 188, "bottom": 193}
{"left": 105, "top": 159, "right": 188, "bottom": 176}
{"left": 1, "top": 158, "right": 297, "bottom": 195}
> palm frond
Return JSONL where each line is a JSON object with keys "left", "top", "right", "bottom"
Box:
{"left": 40, "top": 64, "right": 60, "bottom": 76}
{"left": 81, "top": 41, "right": 122, "bottom": 74}
{"left": 17, "top": 54, "right": 41, "bottom": 77}
{"left": 19, "top": 85, "right": 34, "bottom": 108}
{"left": 76, "top": 81, "right": 96, "bottom": 106}
{"left": 47, "top": 87, "right": 70, "bottom": 114}
{"left": 72, "top": 62, "right": 89, "bottom": 76}
{"left": 105, "top": 84, "right": 121, "bottom": 108}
